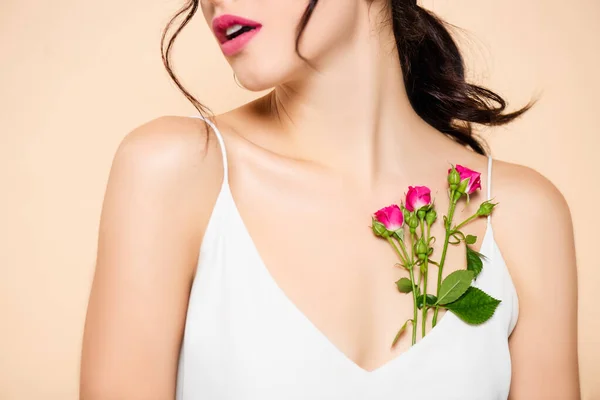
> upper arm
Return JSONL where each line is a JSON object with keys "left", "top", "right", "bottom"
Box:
{"left": 493, "top": 163, "right": 580, "bottom": 399}
{"left": 80, "top": 116, "right": 222, "bottom": 399}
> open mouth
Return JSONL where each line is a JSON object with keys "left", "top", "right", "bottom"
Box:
{"left": 212, "top": 15, "right": 262, "bottom": 45}
{"left": 224, "top": 24, "right": 257, "bottom": 41}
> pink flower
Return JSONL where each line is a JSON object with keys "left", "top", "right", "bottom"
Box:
{"left": 374, "top": 205, "right": 404, "bottom": 231}
{"left": 405, "top": 186, "right": 432, "bottom": 212}
{"left": 452, "top": 165, "right": 482, "bottom": 194}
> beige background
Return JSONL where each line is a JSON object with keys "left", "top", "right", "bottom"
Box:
{"left": 1, "top": 0, "right": 598, "bottom": 398}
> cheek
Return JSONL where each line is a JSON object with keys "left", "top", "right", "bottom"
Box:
{"left": 295, "top": 0, "right": 361, "bottom": 60}
{"left": 229, "top": 0, "right": 360, "bottom": 90}
{"left": 225, "top": 1, "right": 305, "bottom": 89}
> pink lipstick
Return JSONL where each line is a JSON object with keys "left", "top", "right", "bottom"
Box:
{"left": 212, "top": 14, "right": 262, "bottom": 57}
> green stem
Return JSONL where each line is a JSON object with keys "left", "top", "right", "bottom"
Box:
{"left": 432, "top": 198, "right": 458, "bottom": 327}
{"left": 408, "top": 265, "right": 418, "bottom": 345}
{"left": 387, "top": 237, "right": 406, "bottom": 266}
{"left": 388, "top": 235, "right": 418, "bottom": 344}
{"left": 454, "top": 213, "right": 479, "bottom": 232}
{"left": 410, "top": 233, "right": 418, "bottom": 264}
{"left": 420, "top": 218, "right": 429, "bottom": 338}
{"left": 396, "top": 236, "right": 411, "bottom": 265}
{"left": 408, "top": 230, "right": 419, "bottom": 345}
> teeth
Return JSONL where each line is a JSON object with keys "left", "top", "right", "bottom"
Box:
{"left": 226, "top": 24, "right": 244, "bottom": 36}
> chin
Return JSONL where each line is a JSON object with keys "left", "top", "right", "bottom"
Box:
{"left": 236, "top": 76, "right": 274, "bottom": 92}
{"left": 232, "top": 54, "right": 306, "bottom": 91}
{"left": 233, "top": 68, "right": 282, "bottom": 92}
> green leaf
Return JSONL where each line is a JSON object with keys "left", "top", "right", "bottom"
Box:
{"left": 445, "top": 287, "right": 501, "bottom": 324}
{"left": 391, "top": 319, "right": 412, "bottom": 347}
{"left": 466, "top": 245, "right": 484, "bottom": 279}
{"left": 436, "top": 270, "right": 474, "bottom": 305}
{"left": 416, "top": 294, "right": 437, "bottom": 309}
{"left": 395, "top": 277, "right": 413, "bottom": 293}
{"left": 465, "top": 235, "right": 477, "bottom": 245}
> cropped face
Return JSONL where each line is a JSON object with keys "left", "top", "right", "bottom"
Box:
{"left": 200, "top": 0, "right": 367, "bottom": 91}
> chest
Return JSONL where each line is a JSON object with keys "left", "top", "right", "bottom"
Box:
{"left": 227, "top": 173, "right": 490, "bottom": 368}
{"left": 178, "top": 208, "right": 512, "bottom": 399}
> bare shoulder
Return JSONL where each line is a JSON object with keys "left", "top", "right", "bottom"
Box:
{"left": 490, "top": 159, "right": 574, "bottom": 254}
{"left": 114, "top": 115, "right": 223, "bottom": 182}
{"left": 80, "top": 114, "right": 227, "bottom": 399}
{"left": 109, "top": 114, "right": 226, "bottom": 232}
{"left": 489, "top": 159, "right": 579, "bottom": 399}
{"left": 490, "top": 158, "right": 576, "bottom": 280}
{"left": 492, "top": 159, "right": 570, "bottom": 213}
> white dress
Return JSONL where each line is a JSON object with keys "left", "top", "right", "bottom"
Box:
{"left": 176, "top": 115, "right": 519, "bottom": 400}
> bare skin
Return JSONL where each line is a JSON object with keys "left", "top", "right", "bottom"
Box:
{"left": 80, "top": 0, "right": 579, "bottom": 398}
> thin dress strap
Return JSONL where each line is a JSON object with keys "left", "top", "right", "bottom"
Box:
{"left": 191, "top": 115, "right": 229, "bottom": 186}
{"left": 486, "top": 155, "right": 493, "bottom": 221}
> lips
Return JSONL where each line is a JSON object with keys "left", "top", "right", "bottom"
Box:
{"left": 212, "top": 14, "right": 262, "bottom": 45}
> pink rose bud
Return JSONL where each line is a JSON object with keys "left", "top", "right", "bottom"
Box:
{"left": 447, "top": 165, "right": 482, "bottom": 195}
{"left": 405, "top": 186, "right": 432, "bottom": 212}
{"left": 373, "top": 205, "right": 404, "bottom": 234}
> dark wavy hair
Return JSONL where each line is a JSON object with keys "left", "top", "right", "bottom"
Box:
{"left": 161, "top": 0, "right": 534, "bottom": 155}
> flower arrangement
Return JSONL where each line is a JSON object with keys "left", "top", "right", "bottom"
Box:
{"left": 371, "top": 164, "right": 501, "bottom": 346}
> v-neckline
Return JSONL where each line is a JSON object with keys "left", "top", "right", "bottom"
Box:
{"left": 219, "top": 183, "right": 494, "bottom": 376}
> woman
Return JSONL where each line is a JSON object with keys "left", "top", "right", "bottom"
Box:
{"left": 79, "top": 0, "right": 580, "bottom": 399}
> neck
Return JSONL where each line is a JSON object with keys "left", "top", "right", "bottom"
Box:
{"left": 265, "top": 5, "right": 430, "bottom": 182}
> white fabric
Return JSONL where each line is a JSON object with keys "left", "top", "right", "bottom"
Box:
{"left": 176, "top": 116, "right": 519, "bottom": 400}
